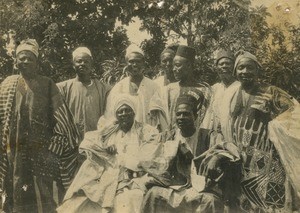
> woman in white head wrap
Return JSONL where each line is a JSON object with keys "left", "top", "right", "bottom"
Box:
{"left": 58, "top": 94, "right": 162, "bottom": 213}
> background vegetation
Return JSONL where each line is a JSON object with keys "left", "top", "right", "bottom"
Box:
{"left": 0, "top": 0, "right": 299, "bottom": 100}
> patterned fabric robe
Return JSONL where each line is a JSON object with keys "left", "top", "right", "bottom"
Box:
{"left": 220, "top": 82, "right": 299, "bottom": 212}
{"left": 0, "top": 75, "right": 79, "bottom": 212}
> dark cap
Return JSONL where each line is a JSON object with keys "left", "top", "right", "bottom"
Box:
{"left": 175, "top": 45, "right": 196, "bottom": 61}
{"left": 215, "top": 49, "right": 234, "bottom": 65}
{"left": 176, "top": 88, "right": 204, "bottom": 114}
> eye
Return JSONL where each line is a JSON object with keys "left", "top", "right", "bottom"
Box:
{"left": 237, "top": 65, "right": 244, "bottom": 70}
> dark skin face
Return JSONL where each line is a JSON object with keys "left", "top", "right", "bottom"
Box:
{"left": 173, "top": 56, "right": 193, "bottom": 82}
{"left": 116, "top": 104, "right": 135, "bottom": 133}
{"left": 126, "top": 53, "right": 145, "bottom": 79}
{"left": 176, "top": 103, "right": 196, "bottom": 137}
{"left": 16, "top": 51, "right": 38, "bottom": 79}
{"left": 235, "top": 58, "right": 259, "bottom": 91}
{"left": 216, "top": 58, "right": 235, "bottom": 86}
{"left": 73, "top": 53, "right": 93, "bottom": 83}
{"left": 160, "top": 52, "right": 176, "bottom": 82}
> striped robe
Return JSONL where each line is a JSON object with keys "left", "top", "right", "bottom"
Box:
{"left": 0, "top": 75, "right": 79, "bottom": 212}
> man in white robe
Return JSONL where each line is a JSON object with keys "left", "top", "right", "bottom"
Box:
{"left": 100, "top": 44, "right": 159, "bottom": 127}
{"left": 201, "top": 49, "right": 239, "bottom": 147}
{"left": 57, "top": 94, "right": 163, "bottom": 213}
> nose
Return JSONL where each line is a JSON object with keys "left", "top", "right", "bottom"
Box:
{"left": 23, "top": 58, "right": 30, "bottom": 64}
{"left": 166, "top": 61, "right": 171, "bottom": 67}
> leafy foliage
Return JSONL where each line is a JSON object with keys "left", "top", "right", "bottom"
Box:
{"left": 0, "top": 0, "right": 132, "bottom": 82}
{"left": 0, "top": 0, "right": 299, "bottom": 101}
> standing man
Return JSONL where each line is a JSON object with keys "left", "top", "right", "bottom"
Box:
{"left": 202, "top": 49, "right": 239, "bottom": 147}
{"left": 0, "top": 39, "right": 79, "bottom": 213}
{"left": 100, "top": 44, "right": 159, "bottom": 126}
{"left": 220, "top": 50, "right": 300, "bottom": 212}
{"left": 154, "top": 44, "right": 178, "bottom": 88}
{"left": 150, "top": 45, "right": 211, "bottom": 130}
{"left": 57, "top": 47, "right": 111, "bottom": 140}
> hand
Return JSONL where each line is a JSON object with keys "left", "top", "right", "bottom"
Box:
{"left": 106, "top": 145, "right": 117, "bottom": 155}
{"left": 202, "top": 154, "right": 225, "bottom": 181}
{"left": 251, "top": 92, "right": 272, "bottom": 113}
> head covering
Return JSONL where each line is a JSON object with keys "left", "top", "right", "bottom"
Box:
{"left": 16, "top": 39, "right": 39, "bottom": 58}
{"left": 125, "top": 44, "right": 144, "bottom": 59}
{"left": 234, "top": 50, "right": 261, "bottom": 75}
{"left": 72, "top": 47, "right": 92, "bottom": 61}
{"left": 214, "top": 49, "right": 234, "bottom": 65}
{"left": 161, "top": 43, "right": 179, "bottom": 56}
{"left": 175, "top": 45, "right": 196, "bottom": 62}
{"left": 113, "top": 94, "right": 137, "bottom": 118}
{"left": 176, "top": 89, "right": 204, "bottom": 115}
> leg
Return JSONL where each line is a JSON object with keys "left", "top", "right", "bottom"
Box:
{"left": 142, "top": 186, "right": 176, "bottom": 213}
{"left": 114, "top": 188, "right": 144, "bottom": 213}
{"left": 35, "top": 176, "right": 57, "bottom": 213}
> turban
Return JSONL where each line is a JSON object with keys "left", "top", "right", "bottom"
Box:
{"left": 214, "top": 49, "right": 234, "bottom": 65}
{"left": 234, "top": 50, "right": 261, "bottom": 75}
{"left": 161, "top": 43, "right": 179, "bottom": 56}
{"left": 175, "top": 45, "right": 196, "bottom": 62}
{"left": 72, "top": 47, "right": 92, "bottom": 61}
{"left": 113, "top": 94, "right": 137, "bottom": 118}
{"left": 16, "top": 39, "right": 39, "bottom": 58}
{"left": 125, "top": 44, "right": 144, "bottom": 59}
{"left": 176, "top": 89, "right": 204, "bottom": 115}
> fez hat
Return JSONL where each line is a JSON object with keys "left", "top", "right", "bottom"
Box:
{"left": 175, "top": 45, "right": 196, "bottom": 61}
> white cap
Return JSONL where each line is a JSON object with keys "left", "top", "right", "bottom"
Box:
{"left": 125, "top": 44, "right": 144, "bottom": 59}
{"left": 72, "top": 47, "right": 92, "bottom": 60}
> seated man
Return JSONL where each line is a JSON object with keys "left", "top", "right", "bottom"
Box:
{"left": 57, "top": 94, "right": 165, "bottom": 213}
{"left": 142, "top": 91, "right": 210, "bottom": 213}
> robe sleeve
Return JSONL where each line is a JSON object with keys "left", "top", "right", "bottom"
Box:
{"left": 269, "top": 103, "right": 300, "bottom": 198}
{"left": 48, "top": 80, "right": 80, "bottom": 188}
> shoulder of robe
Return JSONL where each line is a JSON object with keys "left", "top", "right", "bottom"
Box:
{"left": 1, "top": 75, "right": 20, "bottom": 85}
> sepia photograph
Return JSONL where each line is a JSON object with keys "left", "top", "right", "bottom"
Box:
{"left": 0, "top": 0, "right": 299, "bottom": 212}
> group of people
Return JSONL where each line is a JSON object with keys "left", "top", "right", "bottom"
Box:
{"left": 0, "top": 38, "right": 299, "bottom": 213}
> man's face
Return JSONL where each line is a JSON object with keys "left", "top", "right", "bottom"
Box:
{"left": 176, "top": 103, "right": 195, "bottom": 130}
{"left": 73, "top": 53, "right": 93, "bottom": 76}
{"left": 216, "top": 58, "right": 234, "bottom": 81}
{"left": 126, "top": 53, "right": 145, "bottom": 78}
{"left": 173, "top": 56, "right": 191, "bottom": 81}
{"left": 161, "top": 52, "right": 175, "bottom": 79}
{"left": 116, "top": 104, "right": 135, "bottom": 130}
{"left": 235, "top": 58, "right": 259, "bottom": 88}
{"left": 16, "top": 51, "right": 38, "bottom": 78}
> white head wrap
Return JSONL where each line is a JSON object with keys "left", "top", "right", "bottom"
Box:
{"left": 112, "top": 94, "right": 137, "bottom": 118}
{"left": 72, "top": 47, "right": 92, "bottom": 61}
{"left": 125, "top": 44, "right": 144, "bottom": 60}
{"left": 16, "top": 39, "right": 39, "bottom": 58}
{"left": 234, "top": 50, "right": 261, "bottom": 75}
